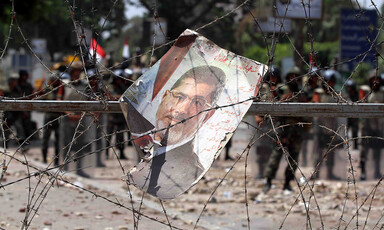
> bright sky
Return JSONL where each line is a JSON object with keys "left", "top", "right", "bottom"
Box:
{"left": 358, "top": 0, "right": 383, "bottom": 10}
{"left": 124, "top": 1, "right": 147, "bottom": 19}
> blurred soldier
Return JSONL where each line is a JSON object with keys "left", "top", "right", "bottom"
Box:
{"left": 263, "top": 66, "right": 308, "bottom": 193}
{"left": 56, "top": 64, "right": 70, "bottom": 80}
{"left": 85, "top": 68, "right": 107, "bottom": 167}
{"left": 18, "top": 70, "right": 38, "bottom": 142}
{"left": 301, "top": 68, "right": 321, "bottom": 167}
{"left": 312, "top": 69, "right": 341, "bottom": 180}
{"left": 19, "top": 70, "right": 36, "bottom": 138}
{"left": 41, "top": 73, "right": 64, "bottom": 164}
{"left": 263, "top": 65, "right": 283, "bottom": 101}
{"left": 61, "top": 61, "right": 90, "bottom": 177}
{"left": 131, "top": 47, "right": 143, "bottom": 76}
{"left": 18, "top": 70, "right": 34, "bottom": 98}
{"left": 346, "top": 79, "right": 359, "bottom": 149}
{"left": 304, "top": 68, "right": 320, "bottom": 102}
{"left": 254, "top": 66, "right": 281, "bottom": 178}
{"left": 5, "top": 72, "right": 21, "bottom": 96}
{"left": 106, "top": 51, "right": 115, "bottom": 68}
{"left": 359, "top": 70, "right": 384, "bottom": 180}
{"left": 105, "top": 68, "right": 132, "bottom": 160}
{"left": 4, "top": 73, "right": 25, "bottom": 146}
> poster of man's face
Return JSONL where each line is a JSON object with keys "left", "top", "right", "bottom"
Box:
{"left": 155, "top": 66, "right": 225, "bottom": 146}
{"left": 119, "top": 29, "right": 267, "bottom": 200}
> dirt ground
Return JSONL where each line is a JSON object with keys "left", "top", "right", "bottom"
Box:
{"left": 1, "top": 136, "right": 384, "bottom": 230}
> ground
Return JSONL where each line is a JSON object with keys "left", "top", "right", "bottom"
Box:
{"left": 1, "top": 114, "right": 384, "bottom": 229}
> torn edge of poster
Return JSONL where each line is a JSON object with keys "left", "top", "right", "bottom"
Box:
{"left": 119, "top": 29, "right": 267, "bottom": 200}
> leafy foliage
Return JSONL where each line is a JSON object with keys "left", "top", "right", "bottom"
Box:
{"left": 137, "top": 0, "right": 233, "bottom": 42}
{"left": 244, "top": 41, "right": 339, "bottom": 70}
{"left": 0, "top": 0, "right": 126, "bottom": 60}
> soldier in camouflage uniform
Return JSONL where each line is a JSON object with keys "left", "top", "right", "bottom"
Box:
{"left": 312, "top": 69, "right": 341, "bottom": 180}
{"left": 346, "top": 79, "right": 359, "bottom": 150}
{"left": 254, "top": 66, "right": 281, "bottom": 178}
{"left": 18, "top": 70, "right": 37, "bottom": 141}
{"left": 301, "top": 68, "right": 320, "bottom": 167}
{"left": 4, "top": 73, "right": 25, "bottom": 146}
{"left": 263, "top": 66, "right": 308, "bottom": 193}
{"left": 359, "top": 70, "right": 384, "bottom": 180}
{"left": 41, "top": 73, "right": 64, "bottom": 165}
{"left": 61, "top": 61, "right": 91, "bottom": 178}
{"left": 85, "top": 68, "right": 108, "bottom": 167}
{"left": 105, "top": 68, "right": 132, "bottom": 160}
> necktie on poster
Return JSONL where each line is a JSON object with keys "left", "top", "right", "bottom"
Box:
{"left": 119, "top": 29, "right": 267, "bottom": 200}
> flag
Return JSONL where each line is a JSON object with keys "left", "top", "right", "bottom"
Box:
{"left": 122, "top": 37, "right": 130, "bottom": 59}
{"left": 89, "top": 38, "right": 106, "bottom": 61}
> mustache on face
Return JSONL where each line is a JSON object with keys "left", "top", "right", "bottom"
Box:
{"left": 165, "top": 113, "right": 186, "bottom": 123}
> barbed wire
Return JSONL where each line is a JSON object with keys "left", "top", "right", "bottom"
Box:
{"left": 1, "top": 0, "right": 384, "bottom": 229}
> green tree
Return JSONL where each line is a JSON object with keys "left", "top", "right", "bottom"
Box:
{"left": 135, "top": 0, "right": 233, "bottom": 43}
{"left": 0, "top": 0, "right": 127, "bottom": 60}
{"left": 239, "top": 1, "right": 360, "bottom": 67}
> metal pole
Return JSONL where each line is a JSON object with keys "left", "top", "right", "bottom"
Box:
{"left": 0, "top": 100, "right": 121, "bottom": 113}
{"left": 0, "top": 100, "right": 383, "bottom": 118}
{"left": 248, "top": 102, "right": 384, "bottom": 118}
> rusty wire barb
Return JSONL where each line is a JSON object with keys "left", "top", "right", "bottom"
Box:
{"left": 1, "top": 0, "right": 384, "bottom": 229}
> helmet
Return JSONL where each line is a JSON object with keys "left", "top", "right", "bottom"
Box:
{"left": 113, "top": 68, "right": 132, "bottom": 80}
{"left": 113, "top": 69, "right": 124, "bottom": 77}
{"left": 285, "top": 66, "right": 301, "bottom": 80}
{"left": 308, "top": 67, "right": 320, "bottom": 77}
{"left": 322, "top": 69, "right": 339, "bottom": 82}
{"left": 62, "top": 55, "right": 79, "bottom": 65}
{"left": 70, "top": 61, "right": 83, "bottom": 71}
{"left": 366, "top": 69, "right": 380, "bottom": 80}
{"left": 367, "top": 69, "right": 381, "bottom": 90}
{"left": 307, "top": 67, "right": 321, "bottom": 79}
{"left": 346, "top": 79, "right": 356, "bottom": 87}
{"left": 86, "top": 68, "right": 98, "bottom": 81}
{"left": 8, "top": 72, "right": 19, "bottom": 80}
{"left": 264, "top": 66, "right": 281, "bottom": 84}
{"left": 60, "top": 72, "right": 70, "bottom": 79}
{"left": 124, "top": 68, "right": 133, "bottom": 76}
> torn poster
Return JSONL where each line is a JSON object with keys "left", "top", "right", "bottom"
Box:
{"left": 119, "top": 29, "right": 267, "bottom": 200}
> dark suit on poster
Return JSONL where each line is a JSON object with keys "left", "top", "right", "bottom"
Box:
{"left": 121, "top": 99, "right": 205, "bottom": 200}
{"left": 128, "top": 140, "right": 204, "bottom": 200}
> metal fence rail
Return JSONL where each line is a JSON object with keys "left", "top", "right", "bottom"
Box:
{"left": 0, "top": 100, "right": 122, "bottom": 113}
{"left": 248, "top": 102, "right": 384, "bottom": 118}
{"left": 0, "top": 100, "right": 383, "bottom": 117}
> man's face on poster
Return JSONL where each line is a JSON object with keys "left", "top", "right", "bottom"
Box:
{"left": 155, "top": 77, "right": 216, "bottom": 146}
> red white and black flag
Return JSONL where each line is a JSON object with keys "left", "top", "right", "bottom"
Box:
{"left": 89, "top": 38, "right": 106, "bottom": 61}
